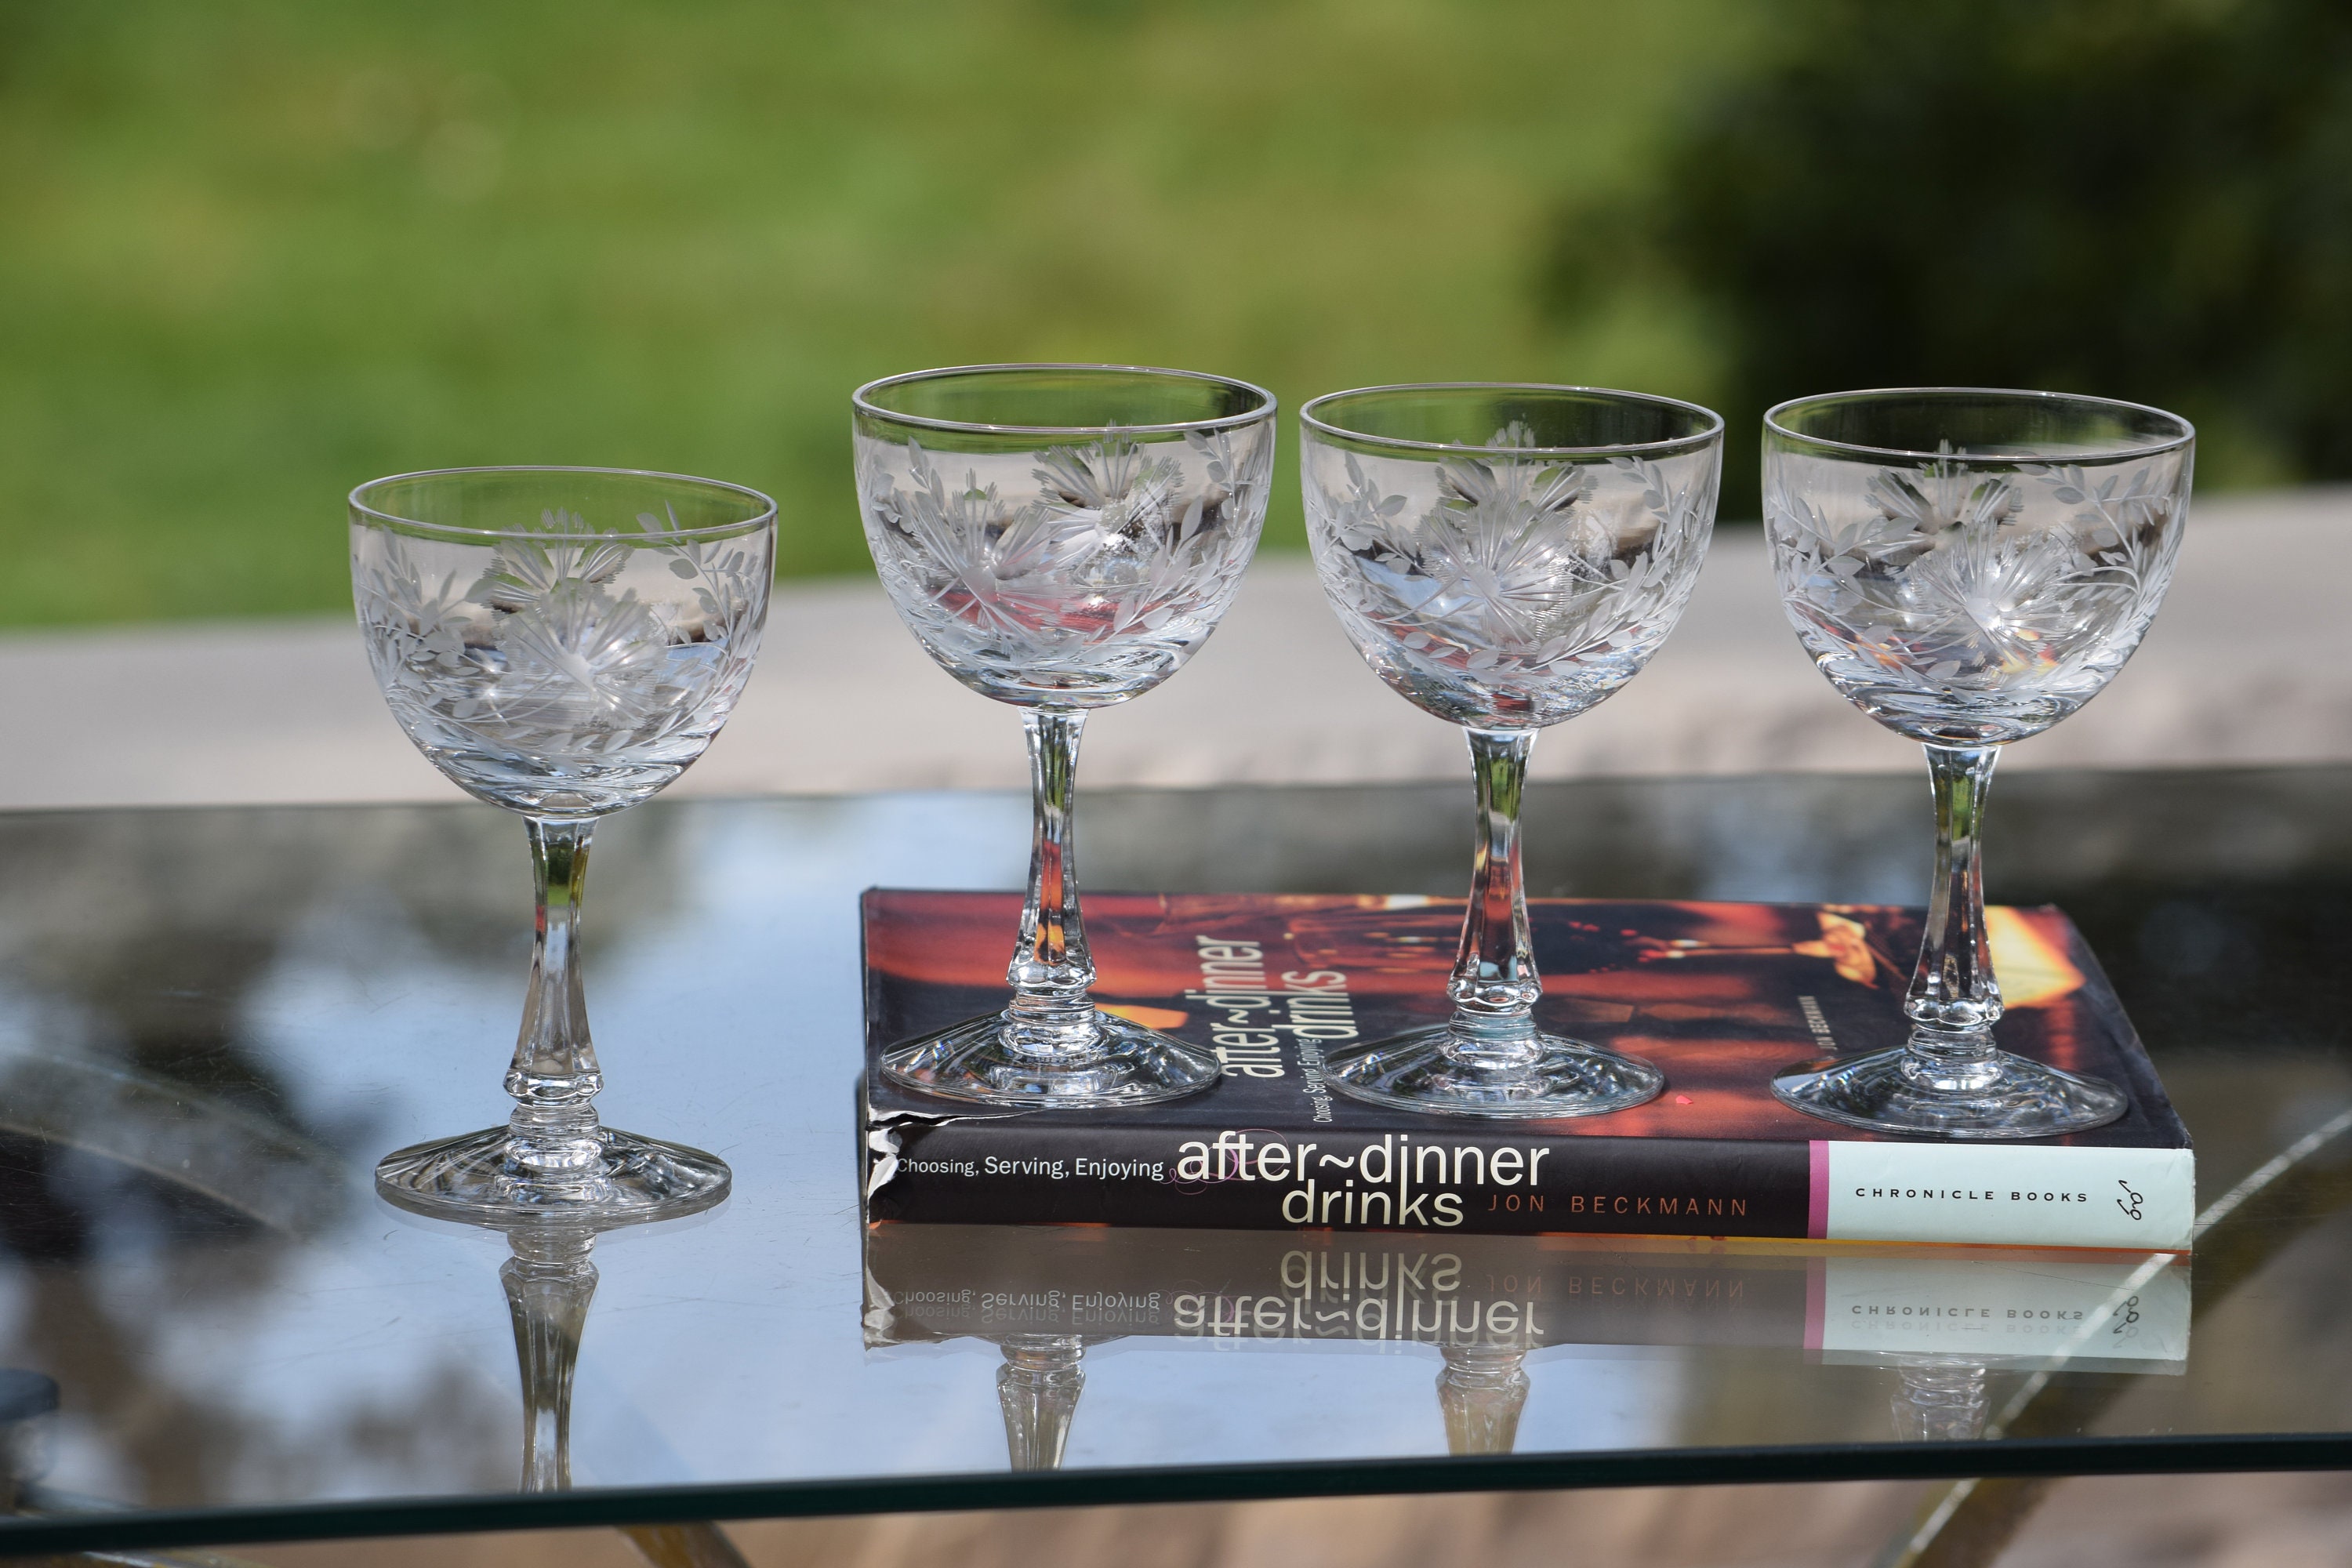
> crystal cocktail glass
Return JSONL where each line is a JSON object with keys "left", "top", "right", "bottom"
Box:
{"left": 855, "top": 364, "right": 1276, "bottom": 1108}
{"left": 1301, "top": 384, "right": 1722, "bottom": 1116}
{"left": 1763, "top": 388, "right": 2194, "bottom": 1137}
{"left": 351, "top": 466, "right": 775, "bottom": 1220}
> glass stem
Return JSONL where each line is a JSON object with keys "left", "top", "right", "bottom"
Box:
{"left": 1448, "top": 728, "right": 1541, "bottom": 1059}
{"left": 506, "top": 817, "right": 606, "bottom": 1179}
{"left": 502, "top": 1229, "right": 597, "bottom": 1492}
{"left": 1003, "top": 710, "right": 1099, "bottom": 1061}
{"left": 1904, "top": 744, "right": 2003, "bottom": 1090}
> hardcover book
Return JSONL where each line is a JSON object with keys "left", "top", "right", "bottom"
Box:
{"left": 859, "top": 891, "right": 2194, "bottom": 1249}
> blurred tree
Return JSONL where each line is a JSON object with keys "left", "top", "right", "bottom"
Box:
{"left": 0, "top": 0, "right": 1745, "bottom": 625}
{"left": 1545, "top": 0, "right": 2352, "bottom": 508}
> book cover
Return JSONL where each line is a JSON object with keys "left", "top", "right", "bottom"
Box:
{"left": 860, "top": 891, "right": 2194, "bottom": 1249}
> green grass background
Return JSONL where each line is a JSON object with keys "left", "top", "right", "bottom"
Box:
{"left": 0, "top": 0, "right": 1750, "bottom": 626}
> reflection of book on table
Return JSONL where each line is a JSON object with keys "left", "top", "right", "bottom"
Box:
{"left": 860, "top": 892, "right": 2194, "bottom": 1249}
{"left": 866, "top": 1225, "right": 2186, "bottom": 1464}
{"left": 862, "top": 1224, "right": 2189, "bottom": 1372}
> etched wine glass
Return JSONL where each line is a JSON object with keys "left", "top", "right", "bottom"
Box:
{"left": 855, "top": 364, "right": 1276, "bottom": 1107}
{"left": 1302, "top": 384, "right": 1722, "bottom": 1116}
{"left": 1763, "top": 389, "right": 2194, "bottom": 1137}
{"left": 350, "top": 466, "right": 776, "bottom": 1219}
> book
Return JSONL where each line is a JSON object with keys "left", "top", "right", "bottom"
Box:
{"left": 859, "top": 891, "right": 2194, "bottom": 1249}
{"left": 862, "top": 1223, "right": 2190, "bottom": 1371}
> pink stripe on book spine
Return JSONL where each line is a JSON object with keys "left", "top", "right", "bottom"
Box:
{"left": 1808, "top": 1141, "right": 1831, "bottom": 1238}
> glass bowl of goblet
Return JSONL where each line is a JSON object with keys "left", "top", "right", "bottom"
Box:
{"left": 1301, "top": 383, "right": 1722, "bottom": 1116}
{"left": 854, "top": 363, "right": 1276, "bottom": 1108}
{"left": 350, "top": 466, "right": 776, "bottom": 1221}
{"left": 1763, "top": 388, "right": 2194, "bottom": 1138}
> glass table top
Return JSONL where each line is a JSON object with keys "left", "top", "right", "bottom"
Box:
{"left": 0, "top": 766, "right": 2347, "bottom": 1555}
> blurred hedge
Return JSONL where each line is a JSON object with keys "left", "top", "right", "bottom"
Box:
{"left": 1548, "top": 0, "right": 2352, "bottom": 506}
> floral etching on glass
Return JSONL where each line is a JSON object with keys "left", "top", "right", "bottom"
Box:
{"left": 1767, "top": 448, "right": 2187, "bottom": 743}
{"left": 354, "top": 507, "right": 771, "bottom": 815}
{"left": 856, "top": 424, "right": 1271, "bottom": 706}
{"left": 1306, "top": 425, "right": 1716, "bottom": 729}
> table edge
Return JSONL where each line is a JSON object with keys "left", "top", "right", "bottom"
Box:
{"left": 5, "top": 1432, "right": 2349, "bottom": 1557}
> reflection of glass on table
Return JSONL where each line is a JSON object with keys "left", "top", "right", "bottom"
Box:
{"left": 996, "top": 1335, "right": 1087, "bottom": 1472}
{"left": 390, "top": 1201, "right": 753, "bottom": 1566}
{"left": 1437, "top": 1344, "right": 1530, "bottom": 1457}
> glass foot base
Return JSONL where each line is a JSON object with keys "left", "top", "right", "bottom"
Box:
{"left": 1771, "top": 1047, "right": 2128, "bottom": 1139}
{"left": 376, "top": 1125, "right": 731, "bottom": 1225}
{"left": 881, "top": 1010, "right": 1221, "bottom": 1109}
{"left": 1323, "top": 1022, "right": 1665, "bottom": 1120}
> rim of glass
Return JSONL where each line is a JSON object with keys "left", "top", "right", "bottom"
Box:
{"left": 1299, "top": 383, "right": 1726, "bottom": 458}
{"left": 851, "top": 362, "right": 1278, "bottom": 437}
{"left": 1763, "top": 387, "right": 2196, "bottom": 463}
{"left": 348, "top": 465, "right": 778, "bottom": 543}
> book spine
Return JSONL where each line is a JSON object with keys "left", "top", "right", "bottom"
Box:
{"left": 866, "top": 1118, "right": 2194, "bottom": 1248}
{"left": 866, "top": 1118, "right": 1811, "bottom": 1237}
